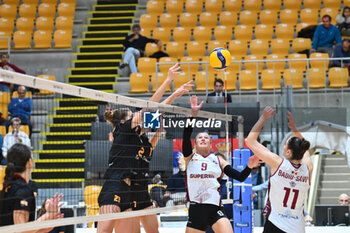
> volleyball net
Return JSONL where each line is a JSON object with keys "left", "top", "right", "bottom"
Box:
{"left": 0, "top": 69, "right": 247, "bottom": 232}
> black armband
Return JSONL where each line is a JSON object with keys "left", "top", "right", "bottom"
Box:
{"left": 182, "top": 117, "right": 194, "bottom": 157}
{"left": 223, "top": 165, "right": 252, "bottom": 182}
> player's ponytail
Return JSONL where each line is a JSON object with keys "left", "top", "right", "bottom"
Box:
{"left": 288, "top": 137, "right": 310, "bottom": 161}
{"left": 104, "top": 108, "right": 130, "bottom": 128}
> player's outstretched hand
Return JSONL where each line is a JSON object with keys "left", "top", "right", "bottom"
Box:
{"left": 247, "top": 154, "right": 263, "bottom": 169}
{"left": 287, "top": 111, "right": 297, "bottom": 131}
{"left": 262, "top": 106, "right": 275, "bottom": 120}
{"left": 45, "top": 193, "right": 64, "bottom": 219}
{"left": 190, "top": 95, "right": 203, "bottom": 118}
{"left": 167, "top": 63, "right": 181, "bottom": 81}
{"left": 173, "top": 80, "right": 193, "bottom": 98}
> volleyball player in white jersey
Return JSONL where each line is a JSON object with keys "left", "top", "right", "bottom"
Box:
{"left": 183, "top": 96, "right": 261, "bottom": 233}
{"left": 246, "top": 107, "right": 313, "bottom": 233}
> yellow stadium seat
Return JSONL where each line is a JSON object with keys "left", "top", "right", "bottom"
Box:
{"left": 13, "top": 31, "right": 32, "bottom": 49}
{"left": 228, "top": 40, "right": 247, "bottom": 58}
{"left": 159, "top": 13, "right": 178, "bottom": 28}
{"left": 288, "top": 53, "right": 307, "bottom": 71}
{"left": 261, "top": 69, "right": 281, "bottom": 90}
{"left": 283, "top": 69, "right": 304, "bottom": 88}
{"left": 207, "top": 41, "right": 226, "bottom": 53}
{"left": 194, "top": 71, "right": 215, "bottom": 91}
{"left": 185, "top": 0, "right": 204, "bottom": 14}
{"left": 0, "top": 125, "right": 6, "bottom": 137}
{"left": 205, "top": 0, "right": 224, "bottom": 13}
{"left": 216, "top": 71, "right": 237, "bottom": 90}
{"left": 57, "top": 3, "right": 75, "bottom": 18}
{"left": 224, "top": 0, "right": 242, "bottom": 12}
{"left": 174, "top": 72, "right": 192, "bottom": 89}
{"left": 166, "top": 0, "right": 184, "bottom": 14}
{"left": 140, "top": 14, "right": 158, "bottom": 29}
{"left": 308, "top": 68, "right": 326, "bottom": 88}
{"left": 0, "top": 4, "right": 18, "bottom": 21}
{"left": 12, "top": 91, "right": 32, "bottom": 98}
{"left": 0, "top": 165, "right": 6, "bottom": 190}
{"left": 16, "top": 18, "right": 34, "bottom": 34}
{"left": 141, "top": 28, "right": 152, "bottom": 38}
{"left": 159, "top": 57, "right": 178, "bottom": 73}
{"left": 147, "top": 0, "right": 164, "bottom": 14}
{"left": 320, "top": 8, "right": 338, "bottom": 24}
{"left": 84, "top": 185, "right": 102, "bottom": 228}
{"left": 181, "top": 56, "right": 200, "bottom": 73}
{"left": 234, "top": 25, "right": 252, "bottom": 41}
{"left": 239, "top": 10, "right": 258, "bottom": 26}
{"left": 19, "top": 4, "right": 37, "bottom": 19}
{"left": 138, "top": 57, "right": 157, "bottom": 74}
{"left": 254, "top": 24, "right": 273, "bottom": 40}
{"left": 179, "top": 12, "right": 197, "bottom": 28}
{"left": 0, "top": 91, "right": 10, "bottom": 105}
{"left": 153, "top": 27, "right": 171, "bottom": 42}
{"left": 303, "top": 0, "right": 321, "bottom": 9}
{"left": 199, "top": 12, "right": 218, "bottom": 27}
{"left": 266, "top": 54, "right": 286, "bottom": 72}
{"left": 310, "top": 53, "right": 329, "bottom": 69}
{"left": 0, "top": 32, "right": 12, "bottom": 50}
{"left": 36, "top": 17, "right": 54, "bottom": 33}
{"left": 283, "top": 0, "right": 301, "bottom": 9}
{"left": 165, "top": 41, "right": 185, "bottom": 57}
{"left": 145, "top": 42, "right": 160, "bottom": 56}
{"left": 292, "top": 38, "right": 311, "bottom": 53}
{"left": 22, "top": 0, "right": 39, "bottom": 5}
{"left": 129, "top": 73, "right": 150, "bottom": 93}
{"left": 55, "top": 16, "right": 73, "bottom": 31}
{"left": 173, "top": 27, "right": 191, "bottom": 42}
{"left": 263, "top": 0, "right": 281, "bottom": 11}
{"left": 0, "top": 18, "right": 15, "bottom": 35}
{"left": 3, "top": 0, "right": 20, "bottom": 6}
{"left": 219, "top": 11, "right": 237, "bottom": 26}
{"left": 279, "top": 9, "right": 298, "bottom": 25}
{"left": 187, "top": 41, "right": 206, "bottom": 57}
{"left": 36, "top": 75, "right": 55, "bottom": 94}
{"left": 244, "top": 55, "right": 264, "bottom": 72}
{"left": 33, "top": 30, "right": 52, "bottom": 48}
{"left": 151, "top": 72, "right": 171, "bottom": 92}
{"left": 53, "top": 29, "right": 72, "bottom": 48}
{"left": 239, "top": 70, "right": 257, "bottom": 90}
{"left": 270, "top": 39, "right": 290, "bottom": 56}
{"left": 300, "top": 8, "right": 319, "bottom": 24}
{"left": 38, "top": 3, "right": 57, "bottom": 19}
{"left": 243, "top": 0, "right": 261, "bottom": 11}
{"left": 328, "top": 67, "right": 349, "bottom": 88}
{"left": 42, "top": 0, "right": 58, "bottom": 5}
{"left": 259, "top": 10, "right": 278, "bottom": 25}
{"left": 323, "top": 0, "right": 341, "bottom": 9}
{"left": 226, "top": 55, "right": 242, "bottom": 73}
{"left": 250, "top": 39, "right": 269, "bottom": 56}
{"left": 193, "top": 26, "right": 212, "bottom": 41}
{"left": 214, "top": 25, "right": 232, "bottom": 41}
{"left": 275, "top": 24, "right": 294, "bottom": 40}
{"left": 296, "top": 23, "right": 310, "bottom": 34}
{"left": 9, "top": 125, "right": 30, "bottom": 136}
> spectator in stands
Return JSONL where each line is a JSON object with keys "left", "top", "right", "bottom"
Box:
{"left": 164, "top": 153, "right": 187, "bottom": 206}
{"left": 207, "top": 79, "right": 232, "bottom": 103}
{"left": 120, "top": 24, "right": 161, "bottom": 74}
{"left": 2, "top": 118, "right": 31, "bottom": 157}
{"left": 332, "top": 39, "right": 350, "bottom": 68}
{"left": 336, "top": 6, "right": 350, "bottom": 37}
{"left": 311, "top": 15, "right": 342, "bottom": 58}
{"left": 7, "top": 85, "right": 32, "bottom": 135}
{"left": 338, "top": 193, "right": 349, "bottom": 205}
{"left": 0, "top": 53, "right": 26, "bottom": 93}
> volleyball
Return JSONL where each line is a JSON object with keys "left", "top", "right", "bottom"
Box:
{"left": 209, "top": 47, "right": 231, "bottom": 70}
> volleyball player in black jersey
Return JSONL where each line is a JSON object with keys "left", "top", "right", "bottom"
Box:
{"left": 97, "top": 63, "right": 193, "bottom": 233}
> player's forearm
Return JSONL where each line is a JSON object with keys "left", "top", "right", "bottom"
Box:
{"left": 161, "top": 93, "right": 176, "bottom": 105}
{"left": 149, "top": 78, "right": 172, "bottom": 103}
{"left": 291, "top": 126, "right": 304, "bottom": 139}
{"left": 246, "top": 115, "right": 267, "bottom": 144}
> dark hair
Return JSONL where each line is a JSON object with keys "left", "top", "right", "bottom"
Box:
{"left": 342, "top": 6, "right": 350, "bottom": 16}
{"left": 322, "top": 14, "right": 332, "bottom": 22}
{"left": 0, "top": 53, "right": 8, "bottom": 58}
{"left": 104, "top": 108, "right": 130, "bottom": 128}
{"left": 132, "top": 24, "right": 141, "bottom": 30}
{"left": 214, "top": 78, "right": 224, "bottom": 86}
{"left": 287, "top": 137, "right": 310, "bottom": 161}
{"left": 37, "top": 198, "right": 49, "bottom": 217}
{"left": 342, "top": 38, "right": 350, "bottom": 44}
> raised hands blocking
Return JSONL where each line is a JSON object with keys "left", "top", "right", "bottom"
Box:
{"left": 262, "top": 106, "right": 275, "bottom": 120}
{"left": 167, "top": 63, "right": 181, "bottom": 81}
{"left": 190, "top": 95, "right": 203, "bottom": 118}
{"left": 173, "top": 80, "right": 194, "bottom": 98}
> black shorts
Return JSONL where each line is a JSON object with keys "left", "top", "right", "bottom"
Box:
{"left": 263, "top": 219, "right": 286, "bottom": 233}
{"left": 131, "top": 183, "right": 153, "bottom": 210}
{"left": 98, "top": 179, "right": 132, "bottom": 212}
{"left": 187, "top": 202, "right": 227, "bottom": 231}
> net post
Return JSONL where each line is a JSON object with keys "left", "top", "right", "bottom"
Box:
{"left": 237, "top": 115, "right": 244, "bottom": 149}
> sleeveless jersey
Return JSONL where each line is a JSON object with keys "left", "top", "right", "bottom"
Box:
{"left": 263, "top": 159, "right": 310, "bottom": 233}
{"left": 132, "top": 133, "right": 153, "bottom": 184}
{"left": 186, "top": 153, "right": 223, "bottom": 206}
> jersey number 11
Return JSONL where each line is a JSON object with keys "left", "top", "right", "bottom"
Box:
{"left": 283, "top": 187, "right": 299, "bottom": 210}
